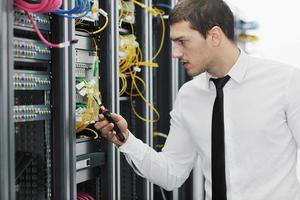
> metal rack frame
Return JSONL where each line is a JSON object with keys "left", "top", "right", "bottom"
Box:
{"left": 0, "top": 0, "right": 14, "bottom": 199}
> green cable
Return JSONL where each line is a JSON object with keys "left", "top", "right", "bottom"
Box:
{"left": 93, "top": 56, "right": 99, "bottom": 77}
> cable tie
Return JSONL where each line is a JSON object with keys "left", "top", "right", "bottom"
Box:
{"left": 133, "top": 66, "right": 141, "bottom": 72}
{"left": 58, "top": 39, "right": 78, "bottom": 48}
{"left": 99, "top": 8, "right": 108, "bottom": 17}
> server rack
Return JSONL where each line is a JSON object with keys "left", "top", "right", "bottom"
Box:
{"left": 116, "top": 0, "right": 152, "bottom": 199}
{"left": 0, "top": 0, "right": 197, "bottom": 199}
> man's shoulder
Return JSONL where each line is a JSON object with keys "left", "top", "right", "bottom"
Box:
{"left": 246, "top": 54, "right": 298, "bottom": 76}
{"left": 247, "top": 54, "right": 295, "bottom": 71}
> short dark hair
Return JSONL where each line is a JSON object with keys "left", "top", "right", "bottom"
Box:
{"left": 169, "top": 0, "right": 235, "bottom": 41}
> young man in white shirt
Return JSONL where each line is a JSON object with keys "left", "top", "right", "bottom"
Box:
{"left": 95, "top": 0, "right": 300, "bottom": 199}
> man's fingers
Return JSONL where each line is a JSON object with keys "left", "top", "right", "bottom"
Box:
{"left": 98, "top": 114, "right": 105, "bottom": 120}
{"left": 100, "top": 123, "right": 114, "bottom": 135}
{"left": 101, "top": 131, "right": 108, "bottom": 138}
{"left": 110, "top": 113, "right": 122, "bottom": 122}
{"left": 110, "top": 131, "right": 123, "bottom": 145}
{"left": 94, "top": 120, "right": 109, "bottom": 130}
{"left": 95, "top": 112, "right": 127, "bottom": 145}
{"left": 106, "top": 130, "right": 115, "bottom": 140}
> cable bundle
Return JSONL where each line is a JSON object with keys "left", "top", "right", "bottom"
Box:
{"left": 14, "top": 0, "right": 62, "bottom": 13}
{"left": 75, "top": 55, "right": 101, "bottom": 138}
{"left": 14, "top": 0, "right": 78, "bottom": 48}
{"left": 77, "top": 192, "right": 95, "bottom": 200}
{"left": 127, "top": 0, "right": 166, "bottom": 60}
{"left": 118, "top": 34, "right": 160, "bottom": 123}
{"left": 54, "top": 0, "right": 90, "bottom": 19}
{"left": 118, "top": 0, "right": 167, "bottom": 123}
{"left": 75, "top": 79, "right": 101, "bottom": 134}
{"left": 76, "top": 8, "right": 109, "bottom": 35}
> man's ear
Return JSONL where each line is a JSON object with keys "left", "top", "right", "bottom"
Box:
{"left": 208, "top": 26, "right": 223, "bottom": 47}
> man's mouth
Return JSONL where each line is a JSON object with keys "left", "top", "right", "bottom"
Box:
{"left": 181, "top": 61, "right": 189, "bottom": 68}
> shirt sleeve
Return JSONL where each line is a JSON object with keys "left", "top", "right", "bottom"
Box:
{"left": 286, "top": 68, "right": 300, "bottom": 148}
{"left": 118, "top": 89, "right": 197, "bottom": 191}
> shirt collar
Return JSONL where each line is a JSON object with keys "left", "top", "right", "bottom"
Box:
{"left": 205, "top": 49, "right": 248, "bottom": 89}
{"left": 227, "top": 49, "right": 248, "bottom": 83}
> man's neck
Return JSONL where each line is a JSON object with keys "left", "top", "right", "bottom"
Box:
{"left": 208, "top": 44, "right": 240, "bottom": 78}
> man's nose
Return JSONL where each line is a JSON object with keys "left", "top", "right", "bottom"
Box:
{"left": 172, "top": 46, "right": 183, "bottom": 58}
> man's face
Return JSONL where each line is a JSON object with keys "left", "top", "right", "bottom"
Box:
{"left": 170, "top": 21, "right": 212, "bottom": 77}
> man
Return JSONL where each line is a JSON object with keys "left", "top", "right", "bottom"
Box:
{"left": 95, "top": 0, "right": 300, "bottom": 199}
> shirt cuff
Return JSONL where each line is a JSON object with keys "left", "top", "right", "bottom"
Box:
{"left": 118, "top": 130, "right": 144, "bottom": 161}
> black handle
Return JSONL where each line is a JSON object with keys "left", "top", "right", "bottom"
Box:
{"left": 102, "top": 111, "right": 125, "bottom": 142}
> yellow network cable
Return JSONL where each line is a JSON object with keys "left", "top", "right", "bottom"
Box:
{"left": 118, "top": 34, "right": 160, "bottom": 122}
{"left": 119, "top": 0, "right": 130, "bottom": 21}
{"left": 75, "top": 62, "right": 102, "bottom": 133}
{"left": 118, "top": 1, "right": 167, "bottom": 123}
{"left": 126, "top": 71, "right": 145, "bottom": 97}
{"left": 120, "top": 74, "right": 127, "bottom": 95}
{"left": 74, "top": 8, "right": 105, "bottom": 135}
{"left": 119, "top": 1, "right": 125, "bottom": 19}
{"left": 89, "top": 7, "right": 109, "bottom": 34}
{"left": 75, "top": 7, "right": 109, "bottom": 35}
{"left": 76, "top": 85, "right": 100, "bottom": 133}
{"left": 128, "top": 0, "right": 165, "bottom": 60}
{"left": 130, "top": 70, "right": 160, "bottom": 122}
{"left": 129, "top": 0, "right": 164, "bottom": 16}
{"left": 152, "top": 14, "right": 165, "bottom": 60}
{"left": 118, "top": 35, "right": 157, "bottom": 87}
{"left": 83, "top": 127, "right": 99, "bottom": 139}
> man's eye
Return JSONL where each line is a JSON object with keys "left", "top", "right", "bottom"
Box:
{"left": 175, "top": 40, "right": 185, "bottom": 46}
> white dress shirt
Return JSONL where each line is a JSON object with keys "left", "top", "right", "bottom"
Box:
{"left": 119, "top": 51, "right": 300, "bottom": 200}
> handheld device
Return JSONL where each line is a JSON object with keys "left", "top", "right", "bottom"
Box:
{"left": 99, "top": 105, "right": 125, "bottom": 142}
{"left": 90, "top": 96, "right": 125, "bottom": 142}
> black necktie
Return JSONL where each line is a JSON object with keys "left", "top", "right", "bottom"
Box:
{"left": 210, "top": 75, "right": 230, "bottom": 200}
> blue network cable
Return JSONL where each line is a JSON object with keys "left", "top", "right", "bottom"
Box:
{"left": 55, "top": 0, "right": 83, "bottom": 14}
{"left": 54, "top": 0, "right": 91, "bottom": 19}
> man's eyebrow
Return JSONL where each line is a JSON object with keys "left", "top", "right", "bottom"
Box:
{"left": 170, "top": 36, "right": 186, "bottom": 41}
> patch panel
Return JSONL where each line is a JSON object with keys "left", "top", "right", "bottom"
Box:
{"left": 14, "top": 71, "right": 51, "bottom": 90}
{"left": 76, "top": 93, "right": 86, "bottom": 104}
{"left": 75, "top": 50, "right": 98, "bottom": 81}
{"left": 75, "top": 49, "right": 97, "bottom": 64}
{"left": 75, "top": 67, "right": 86, "bottom": 78}
{"left": 14, "top": 9, "right": 50, "bottom": 31}
{"left": 75, "top": 63, "right": 93, "bottom": 78}
{"left": 13, "top": 37, "right": 51, "bottom": 61}
{"left": 76, "top": 63, "right": 93, "bottom": 68}
{"left": 14, "top": 105, "right": 51, "bottom": 122}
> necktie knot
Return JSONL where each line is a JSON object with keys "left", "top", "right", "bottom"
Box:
{"left": 210, "top": 75, "right": 230, "bottom": 89}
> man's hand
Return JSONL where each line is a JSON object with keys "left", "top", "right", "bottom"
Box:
{"left": 94, "top": 113, "right": 129, "bottom": 146}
